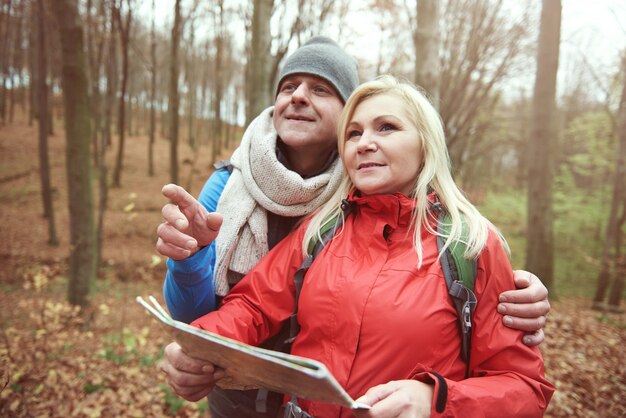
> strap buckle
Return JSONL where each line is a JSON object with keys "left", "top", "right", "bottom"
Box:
{"left": 284, "top": 397, "right": 313, "bottom": 418}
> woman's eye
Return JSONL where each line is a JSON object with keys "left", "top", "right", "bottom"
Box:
{"left": 380, "top": 123, "right": 396, "bottom": 132}
{"left": 346, "top": 130, "right": 361, "bottom": 139}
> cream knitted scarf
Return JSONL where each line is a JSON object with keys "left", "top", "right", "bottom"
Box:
{"left": 214, "top": 106, "right": 344, "bottom": 296}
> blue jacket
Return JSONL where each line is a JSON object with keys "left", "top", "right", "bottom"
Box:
{"left": 163, "top": 168, "right": 230, "bottom": 323}
{"left": 164, "top": 153, "right": 334, "bottom": 323}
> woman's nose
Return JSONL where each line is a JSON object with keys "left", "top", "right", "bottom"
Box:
{"left": 357, "top": 131, "right": 377, "bottom": 153}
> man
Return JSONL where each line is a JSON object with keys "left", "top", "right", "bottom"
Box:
{"left": 156, "top": 37, "right": 550, "bottom": 418}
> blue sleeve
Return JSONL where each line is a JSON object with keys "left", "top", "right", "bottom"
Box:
{"left": 163, "top": 168, "right": 231, "bottom": 323}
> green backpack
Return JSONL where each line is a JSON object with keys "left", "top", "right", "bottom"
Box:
{"left": 287, "top": 199, "right": 478, "bottom": 378}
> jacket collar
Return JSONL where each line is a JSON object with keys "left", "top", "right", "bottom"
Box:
{"left": 347, "top": 190, "right": 416, "bottom": 229}
{"left": 346, "top": 189, "right": 440, "bottom": 229}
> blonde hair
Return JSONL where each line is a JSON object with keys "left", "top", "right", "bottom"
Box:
{"left": 302, "top": 75, "right": 508, "bottom": 265}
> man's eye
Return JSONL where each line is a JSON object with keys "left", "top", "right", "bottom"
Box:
{"left": 313, "top": 86, "right": 330, "bottom": 94}
{"left": 281, "top": 84, "right": 296, "bottom": 92}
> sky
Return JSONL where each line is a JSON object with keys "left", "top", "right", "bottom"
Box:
{"left": 562, "top": 0, "right": 625, "bottom": 66}
{"left": 529, "top": 0, "right": 624, "bottom": 100}
{"left": 142, "top": 0, "right": 626, "bottom": 62}
{"left": 348, "top": 0, "right": 625, "bottom": 97}
{"left": 559, "top": 0, "right": 625, "bottom": 90}
{"left": 140, "top": 0, "right": 626, "bottom": 99}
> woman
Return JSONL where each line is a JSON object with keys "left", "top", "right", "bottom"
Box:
{"left": 189, "top": 76, "right": 554, "bottom": 418}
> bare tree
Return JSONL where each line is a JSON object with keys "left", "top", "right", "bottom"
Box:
{"left": 28, "top": 0, "right": 36, "bottom": 126}
{"left": 44, "top": 1, "right": 55, "bottom": 136}
{"left": 168, "top": 0, "right": 182, "bottom": 184}
{"left": 0, "top": 0, "right": 14, "bottom": 124}
{"left": 50, "top": 0, "right": 96, "bottom": 308}
{"left": 246, "top": 0, "right": 272, "bottom": 125}
{"left": 525, "top": 0, "right": 561, "bottom": 293}
{"left": 102, "top": 1, "right": 117, "bottom": 150}
{"left": 266, "top": 0, "right": 301, "bottom": 94}
{"left": 93, "top": 0, "right": 110, "bottom": 274}
{"left": 85, "top": 0, "right": 105, "bottom": 165}
{"left": 111, "top": 0, "right": 132, "bottom": 188}
{"left": 197, "top": 38, "right": 211, "bottom": 147}
{"left": 267, "top": 0, "right": 337, "bottom": 97}
{"left": 594, "top": 52, "right": 626, "bottom": 311}
{"left": 8, "top": 0, "right": 24, "bottom": 123}
{"left": 413, "top": 0, "right": 440, "bottom": 107}
{"left": 211, "top": 0, "right": 225, "bottom": 163}
{"left": 437, "top": 0, "right": 533, "bottom": 174}
{"left": 13, "top": 0, "right": 27, "bottom": 119}
{"left": 36, "top": 0, "right": 57, "bottom": 246}
{"left": 148, "top": 0, "right": 156, "bottom": 176}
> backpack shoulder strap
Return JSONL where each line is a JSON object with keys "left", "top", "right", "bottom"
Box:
{"left": 437, "top": 211, "right": 477, "bottom": 289}
{"left": 286, "top": 200, "right": 354, "bottom": 344}
{"left": 436, "top": 209, "right": 477, "bottom": 378}
{"left": 213, "top": 159, "right": 234, "bottom": 173}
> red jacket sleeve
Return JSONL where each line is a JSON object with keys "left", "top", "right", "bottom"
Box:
{"left": 190, "top": 224, "right": 308, "bottom": 346}
{"left": 412, "top": 230, "right": 554, "bottom": 418}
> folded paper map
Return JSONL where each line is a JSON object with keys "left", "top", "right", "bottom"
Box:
{"left": 136, "top": 296, "right": 369, "bottom": 410}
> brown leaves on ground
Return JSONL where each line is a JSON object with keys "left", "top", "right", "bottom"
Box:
{"left": 0, "top": 271, "right": 624, "bottom": 417}
{"left": 0, "top": 117, "right": 232, "bottom": 417}
{"left": 542, "top": 298, "right": 625, "bottom": 417}
{"left": 0, "top": 273, "right": 207, "bottom": 417}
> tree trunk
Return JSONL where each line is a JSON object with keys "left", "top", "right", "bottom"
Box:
{"left": 47, "top": 77, "right": 53, "bottom": 135}
{"left": 0, "top": 0, "right": 12, "bottom": 125}
{"left": 230, "top": 88, "right": 239, "bottom": 146}
{"left": 197, "top": 39, "right": 210, "bottom": 148}
{"left": 414, "top": 0, "right": 441, "bottom": 108}
{"left": 148, "top": 0, "right": 156, "bottom": 176}
{"left": 168, "top": 0, "right": 182, "bottom": 184}
{"left": 126, "top": 83, "right": 132, "bottom": 136}
{"left": 50, "top": 0, "right": 96, "bottom": 308}
{"left": 36, "top": 0, "right": 58, "bottom": 246}
{"left": 28, "top": 0, "right": 36, "bottom": 126}
{"left": 608, "top": 256, "right": 625, "bottom": 309}
{"left": 9, "top": 1, "right": 23, "bottom": 125}
{"left": 111, "top": 0, "right": 131, "bottom": 188}
{"left": 102, "top": 9, "right": 117, "bottom": 149}
{"left": 93, "top": 0, "right": 109, "bottom": 274}
{"left": 86, "top": 0, "right": 104, "bottom": 167}
{"left": 525, "top": 0, "right": 561, "bottom": 294}
{"left": 95, "top": 116, "right": 108, "bottom": 276}
{"left": 212, "top": 0, "right": 224, "bottom": 163}
{"left": 186, "top": 20, "right": 196, "bottom": 150}
{"left": 246, "top": 0, "right": 271, "bottom": 125}
{"left": 595, "top": 55, "right": 626, "bottom": 310}
{"left": 607, "top": 74, "right": 626, "bottom": 310}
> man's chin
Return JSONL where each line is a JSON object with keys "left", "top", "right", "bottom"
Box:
{"left": 279, "top": 133, "right": 319, "bottom": 147}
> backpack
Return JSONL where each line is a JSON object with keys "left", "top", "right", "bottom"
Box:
{"left": 287, "top": 199, "right": 478, "bottom": 378}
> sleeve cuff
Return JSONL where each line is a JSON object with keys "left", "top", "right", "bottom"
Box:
{"left": 411, "top": 371, "right": 448, "bottom": 415}
{"left": 166, "top": 245, "right": 212, "bottom": 286}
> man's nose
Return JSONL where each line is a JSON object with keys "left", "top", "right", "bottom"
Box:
{"left": 290, "top": 84, "right": 310, "bottom": 105}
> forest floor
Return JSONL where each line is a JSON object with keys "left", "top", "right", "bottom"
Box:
{"left": 0, "top": 117, "right": 625, "bottom": 417}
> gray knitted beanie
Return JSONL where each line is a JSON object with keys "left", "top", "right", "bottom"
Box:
{"left": 276, "top": 36, "right": 359, "bottom": 103}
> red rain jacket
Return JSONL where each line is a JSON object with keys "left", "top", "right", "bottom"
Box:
{"left": 192, "top": 192, "right": 554, "bottom": 417}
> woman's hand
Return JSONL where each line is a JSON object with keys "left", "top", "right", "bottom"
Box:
{"left": 353, "top": 380, "right": 433, "bottom": 418}
{"left": 159, "top": 342, "right": 225, "bottom": 402}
